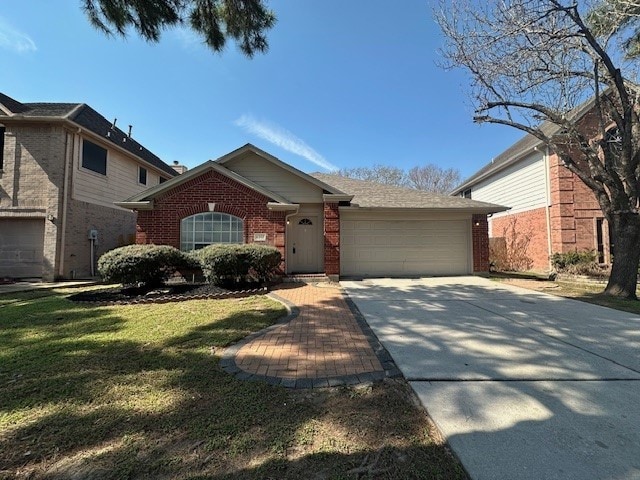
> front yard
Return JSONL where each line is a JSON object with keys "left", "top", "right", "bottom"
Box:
{"left": 493, "top": 274, "right": 640, "bottom": 315}
{"left": 0, "top": 287, "right": 465, "bottom": 479}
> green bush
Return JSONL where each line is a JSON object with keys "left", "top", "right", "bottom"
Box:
{"left": 194, "top": 244, "right": 282, "bottom": 286}
{"left": 550, "top": 250, "right": 597, "bottom": 270}
{"left": 98, "top": 244, "right": 198, "bottom": 287}
{"left": 550, "top": 250, "right": 610, "bottom": 277}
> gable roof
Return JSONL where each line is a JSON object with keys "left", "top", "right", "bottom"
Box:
{"left": 0, "top": 92, "right": 177, "bottom": 178}
{"left": 118, "top": 160, "right": 292, "bottom": 207}
{"left": 216, "top": 143, "right": 347, "bottom": 195}
{"left": 451, "top": 93, "right": 602, "bottom": 195}
{"left": 313, "top": 173, "right": 507, "bottom": 213}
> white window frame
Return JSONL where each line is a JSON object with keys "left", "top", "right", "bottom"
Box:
{"left": 180, "top": 212, "right": 244, "bottom": 251}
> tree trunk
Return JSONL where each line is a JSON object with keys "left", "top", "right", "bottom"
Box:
{"left": 604, "top": 212, "right": 640, "bottom": 299}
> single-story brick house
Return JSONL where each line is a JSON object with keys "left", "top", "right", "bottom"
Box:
{"left": 451, "top": 100, "right": 615, "bottom": 272}
{"left": 117, "top": 144, "right": 506, "bottom": 279}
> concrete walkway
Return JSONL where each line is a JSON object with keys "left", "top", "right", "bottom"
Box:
{"left": 342, "top": 276, "right": 640, "bottom": 480}
{"left": 220, "top": 283, "right": 396, "bottom": 388}
{"left": 0, "top": 280, "right": 97, "bottom": 295}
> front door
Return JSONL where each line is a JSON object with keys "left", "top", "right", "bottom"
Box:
{"left": 288, "top": 216, "right": 320, "bottom": 273}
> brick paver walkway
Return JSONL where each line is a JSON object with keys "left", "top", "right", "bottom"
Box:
{"left": 221, "top": 283, "right": 386, "bottom": 388}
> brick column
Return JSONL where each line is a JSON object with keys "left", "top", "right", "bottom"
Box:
{"left": 323, "top": 202, "right": 340, "bottom": 279}
{"left": 472, "top": 214, "right": 489, "bottom": 273}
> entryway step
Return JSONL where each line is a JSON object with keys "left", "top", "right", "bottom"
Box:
{"left": 283, "top": 274, "right": 331, "bottom": 283}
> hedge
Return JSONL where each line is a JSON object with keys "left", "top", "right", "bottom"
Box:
{"left": 194, "top": 244, "right": 282, "bottom": 286}
{"left": 98, "top": 244, "right": 198, "bottom": 287}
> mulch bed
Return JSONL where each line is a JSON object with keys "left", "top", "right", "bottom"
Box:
{"left": 67, "top": 283, "right": 268, "bottom": 306}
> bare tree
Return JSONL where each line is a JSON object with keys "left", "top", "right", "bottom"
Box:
{"left": 335, "top": 165, "right": 408, "bottom": 186}
{"left": 331, "top": 164, "right": 462, "bottom": 193}
{"left": 437, "top": 0, "right": 640, "bottom": 299}
{"left": 407, "top": 165, "right": 461, "bottom": 193}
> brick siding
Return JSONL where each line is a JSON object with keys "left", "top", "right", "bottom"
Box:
{"left": 472, "top": 214, "right": 490, "bottom": 272}
{"left": 136, "top": 170, "right": 287, "bottom": 263}
{"left": 63, "top": 199, "right": 136, "bottom": 278}
{"left": 0, "top": 124, "right": 67, "bottom": 280}
{"left": 323, "top": 202, "right": 340, "bottom": 276}
{"left": 490, "top": 207, "right": 549, "bottom": 270}
{"left": 548, "top": 153, "right": 606, "bottom": 258}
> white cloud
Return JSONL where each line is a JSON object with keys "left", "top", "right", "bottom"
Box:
{"left": 234, "top": 114, "right": 338, "bottom": 171}
{"left": 0, "top": 17, "right": 36, "bottom": 53}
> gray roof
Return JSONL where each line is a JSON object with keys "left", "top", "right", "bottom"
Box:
{"left": 312, "top": 173, "right": 507, "bottom": 213}
{"left": 0, "top": 93, "right": 177, "bottom": 178}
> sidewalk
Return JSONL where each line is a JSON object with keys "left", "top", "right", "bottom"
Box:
{"left": 220, "top": 282, "right": 398, "bottom": 388}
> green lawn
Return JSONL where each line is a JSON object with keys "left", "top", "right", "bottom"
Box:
{"left": 0, "top": 287, "right": 465, "bottom": 479}
{"left": 493, "top": 275, "right": 640, "bottom": 315}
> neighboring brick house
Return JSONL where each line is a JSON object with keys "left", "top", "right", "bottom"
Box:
{"left": 0, "top": 93, "right": 177, "bottom": 281}
{"left": 451, "top": 103, "right": 612, "bottom": 272}
{"left": 118, "top": 144, "right": 506, "bottom": 279}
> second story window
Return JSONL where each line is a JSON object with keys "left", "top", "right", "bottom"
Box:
{"left": 82, "top": 139, "right": 107, "bottom": 175}
{"left": 138, "top": 166, "right": 147, "bottom": 185}
{"left": 462, "top": 188, "right": 472, "bottom": 199}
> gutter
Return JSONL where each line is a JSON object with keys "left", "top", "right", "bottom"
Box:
{"left": 114, "top": 201, "right": 154, "bottom": 210}
{"left": 267, "top": 202, "right": 300, "bottom": 211}
{"left": 58, "top": 131, "right": 74, "bottom": 278}
{"left": 542, "top": 145, "right": 553, "bottom": 268}
{"left": 337, "top": 206, "right": 509, "bottom": 215}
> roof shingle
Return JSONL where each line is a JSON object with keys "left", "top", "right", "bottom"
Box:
{"left": 0, "top": 93, "right": 176, "bottom": 178}
{"left": 312, "top": 173, "right": 506, "bottom": 212}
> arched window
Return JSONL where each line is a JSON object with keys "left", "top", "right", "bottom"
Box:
{"left": 298, "top": 218, "right": 313, "bottom": 225}
{"left": 180, "top": 212, "right": 244, "bottom": 251}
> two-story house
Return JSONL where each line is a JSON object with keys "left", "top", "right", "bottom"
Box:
{"left": 0, "top": 93, "right": 177, "bottom": 281}
{"left": 451, "top": 102, "right": 612, "bottom": 272}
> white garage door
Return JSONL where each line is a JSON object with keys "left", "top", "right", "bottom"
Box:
{"left": 341, "top": 215, "right": 471, "bottom": 276}
{"left": 0, "top": 219, "right": 45, "bottom": 278}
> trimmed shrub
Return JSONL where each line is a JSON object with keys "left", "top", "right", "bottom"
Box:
{"left": 98, "top": 244, "right": 198, "bottom": 288}
{"left": 550, "top": 250, "right": 609, "bottom": 277}
{"left": 550, "top": 250, "right": 597, "bottom": 270}
{"left": 244, "top": 244, "right": 283, "bottom": 283}
{"left": 195, "top": 244, "right": 282, "bottom": 286}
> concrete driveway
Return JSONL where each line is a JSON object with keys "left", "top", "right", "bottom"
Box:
{"left": 341, "top": 276, "right": 640, "bottom": 480}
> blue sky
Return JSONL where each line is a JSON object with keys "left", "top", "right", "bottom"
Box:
{"left": 1, "top": 1, "right": 524, "bottom": 180}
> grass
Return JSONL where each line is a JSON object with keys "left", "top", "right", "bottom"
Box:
{"left": 0, "top": 287, "right": 465, "bottom": 479}
{"left": 492, "top": 274, "right": 640, "bottom": 315}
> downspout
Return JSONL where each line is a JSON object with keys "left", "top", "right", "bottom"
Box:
{"left": 541, "top": 146, "right": 553, "bottom": 270}
{"left": 58, "top": 130, "right": 74, "bottom": 278}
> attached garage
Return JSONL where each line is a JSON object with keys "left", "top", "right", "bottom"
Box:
{"left": 340, "top": 212, "right": 471, "bottom": 276}
{"left": 0, "top": 219, "right": 45, "bottom": 278}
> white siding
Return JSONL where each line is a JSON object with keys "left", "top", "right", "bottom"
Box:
{"left": 471, "top": 150, "right": 547, "bottom": 218}
{"left": 72, "top": 135, "right": 166, "bottom": 209}
{"left": 223, "top": 152, "right": 324, "bottom": 203}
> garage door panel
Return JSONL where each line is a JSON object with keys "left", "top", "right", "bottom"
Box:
{"left": 0, "top": 219, "right": 45, "bottom": 278}
{"left": 340, "top": 218, "right": 470, "bottom": 276}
